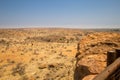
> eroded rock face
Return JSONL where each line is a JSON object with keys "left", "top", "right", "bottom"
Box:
{"left": 77, "top": 54, "right": 106, "bottom": 74}
{"left": 82, "top": 75, "right": 97, "bottom": 80}
{"left": 78, "top": 32, "right": 120, "bottom": 55}
{"left": 75, "top": 32, "right": 120, "bottom": 80}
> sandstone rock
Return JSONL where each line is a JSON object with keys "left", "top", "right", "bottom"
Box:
{"left": 82, "top": 75, "right": 96, "bottom": 80}
{"left": 75, "top": 32, "right": 120, "bottom": 80}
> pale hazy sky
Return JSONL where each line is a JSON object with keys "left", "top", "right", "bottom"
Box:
{"left": 0, "top": 0, "right": 120, "bottom": 28}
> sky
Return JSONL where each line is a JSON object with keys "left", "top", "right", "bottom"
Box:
{"left": 0, "top": 0, "right": 120, "bottom": 28}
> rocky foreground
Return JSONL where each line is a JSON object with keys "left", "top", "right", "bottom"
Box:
{"left": 0, "top": 28, "right": 119, "bottom": 80}
{"left": 75, "top": 32, "right": 120, "bottom": 80}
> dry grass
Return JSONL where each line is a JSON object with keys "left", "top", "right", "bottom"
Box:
{"left": 0, "top": 28, "right": 84, "bottom": 80}
{"left": 0, "top": 28, "right": 119, "bottom": 80}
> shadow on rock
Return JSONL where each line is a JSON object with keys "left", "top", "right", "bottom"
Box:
{"left": 74, "top": 65, "right": 91, "bottom": 80}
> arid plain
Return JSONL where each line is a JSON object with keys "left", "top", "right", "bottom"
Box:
{"left": 0, "top": 28, "right": 120, "bottom": 80}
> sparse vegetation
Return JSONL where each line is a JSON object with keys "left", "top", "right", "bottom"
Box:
{"left": 0, "top": 29, "right": 119, "bottom": 80}
{"left": 12, "top": 63, "right": 25, "bottom": 76}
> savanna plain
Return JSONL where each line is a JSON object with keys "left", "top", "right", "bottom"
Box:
{"left": 0, "top": 28, "right": 120, "bottom": 80}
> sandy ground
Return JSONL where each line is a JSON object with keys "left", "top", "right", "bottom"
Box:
{"left": 0, "top": 28, "right": 85, "bottom": 80}
{"left": 0, "top": 28, "right": 119, "bottom": 80}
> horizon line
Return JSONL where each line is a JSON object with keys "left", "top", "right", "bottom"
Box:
{"left": 0, "top": 26, "right": 120, "bottom": 29}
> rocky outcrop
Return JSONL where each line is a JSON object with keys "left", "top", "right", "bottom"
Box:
{"left": 75, "top": 32, "right": 120, "bottom": 80}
